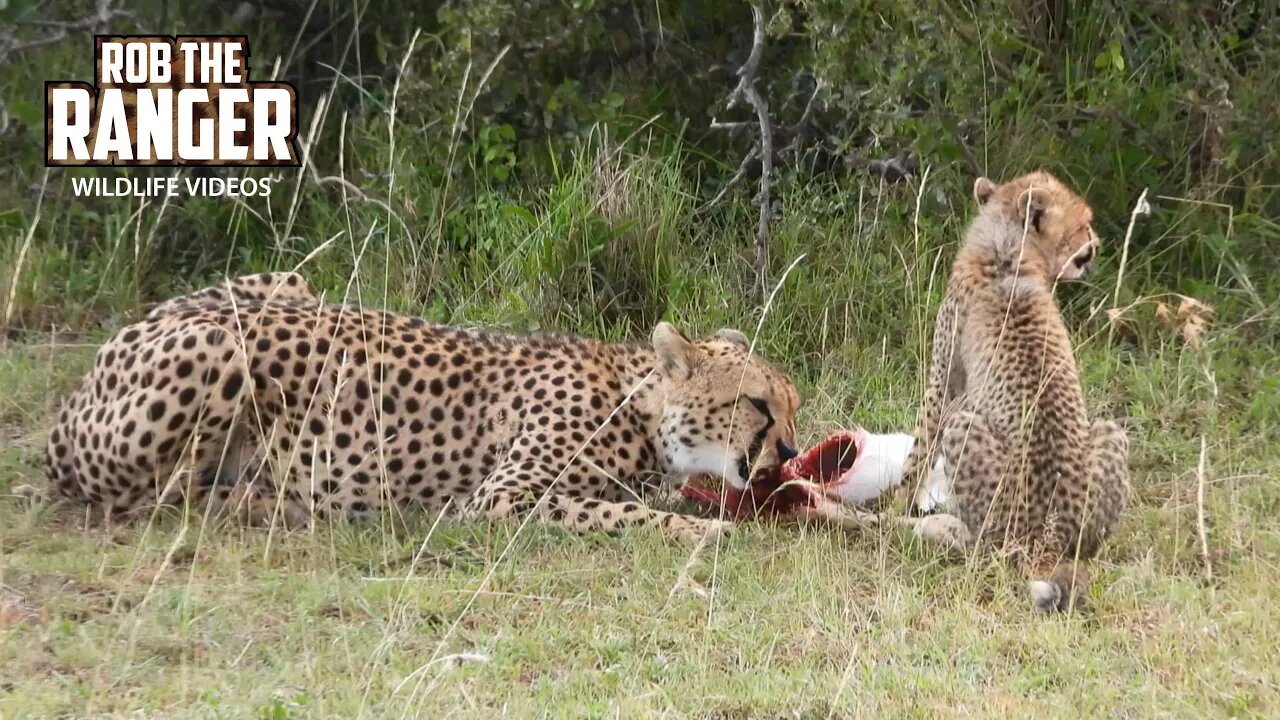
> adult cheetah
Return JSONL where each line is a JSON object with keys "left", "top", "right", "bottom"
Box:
{"left": 901, "top": 171, "right": 1131, "bottom": 611}
{"left": 46, "top": 272, "right": 801, "bottom": 541}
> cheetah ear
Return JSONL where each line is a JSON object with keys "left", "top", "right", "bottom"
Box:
{"left": 974, "top": 177, "right": 997, "bottom": 206}
{"left": 1015, "top": 186, "right": 1050, "bottom": 233}
{"left": 653, "top": 322, "right": 699, "bottom": 377}
{"left": 713, "top": 328, "right": 750, "bottom": 348}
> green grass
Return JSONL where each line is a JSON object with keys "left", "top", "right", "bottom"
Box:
{"left": 1, "top": 147, "right": 1276, "bottom": 717}
{"left": 2, "top": 310, "right": 1278, "bottom": 716}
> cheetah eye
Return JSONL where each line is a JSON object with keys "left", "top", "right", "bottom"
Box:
{"left": 747, "top": 397, "right": 772, "bottom": 420}
{"left": 1072, "top": 244, "right": 1095, "bottom": 267}
{"left": 745, "top": 396, "right": 775, "bottom": 437}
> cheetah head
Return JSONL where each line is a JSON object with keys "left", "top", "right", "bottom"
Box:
{"left": 651, "top": 322, "right": 801, "bottom": 489}
{"left": 972, "top": 171, "right": 1101, "bottom": 282}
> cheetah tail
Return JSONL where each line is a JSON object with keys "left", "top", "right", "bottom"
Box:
{"left": 1028, "top": 560, "right": 1091, "bottom": 613}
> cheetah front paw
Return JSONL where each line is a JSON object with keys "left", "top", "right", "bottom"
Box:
{"left": 11, "top": 484, "right": 48, "bottom": 505}
{"left": 671, "top": 516, "right": 734, "bottom": 543}
{"left": 791, "top": 495, "right": 883, "bottom": 530}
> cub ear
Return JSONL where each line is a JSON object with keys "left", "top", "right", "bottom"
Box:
{"left": 713, "top": 328, "right": 750, "bottom": 348}
{"left": 973, "top": 177, "right": 997, "bottom": 206}
{"left": 1015, "top": 186, "right": 1050, "bottom": 233}
{"left": 653, "top": 322, "right": 699, "bottom": 376}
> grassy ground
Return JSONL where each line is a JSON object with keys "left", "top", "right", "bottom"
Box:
{"left": 3, "top": 5, "right": 1279, "bottom": 715}
{"left": 2, "top": 299, "right": 1277, "bottom": 717}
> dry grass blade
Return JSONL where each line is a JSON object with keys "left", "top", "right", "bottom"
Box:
{"left": 1112, "top": 187, "right": 1151, "bottom": 308}
{"left": 2, "top": 169, "right": 49, "bottom": 345}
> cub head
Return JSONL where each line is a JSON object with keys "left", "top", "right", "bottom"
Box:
{"left": 972, "top": 171, "right": 1101, "bottom": 282}
{"left": 651, "top": 322, "right": 801, "bottom": 489}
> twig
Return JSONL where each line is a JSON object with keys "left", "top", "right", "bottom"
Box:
{"left": 862, "top": 150, "right": 919, "bottom": 184}
{"left": 1077, "top": 107, "right": 1140, "bottom": 133}
{"left": 726, "top": 2, "right": 767, "bottom": 111}
{"left": 708, "top": 120, "right": 754, "bottom": 132}
{"left": 737, "top": 3, "right": 771, "bottom": 303}
{"left": 295, "top": 135, "right": 414, "bottom": 242}
{"left": 782, "top": 78, "right": 825, "bottom": 159}
{"left": 697, "top": 146, "right": 759, "bottom": 213}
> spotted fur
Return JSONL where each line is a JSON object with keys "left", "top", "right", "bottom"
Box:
{"left": 45, "top": 272, "right": 801, "bottom": 541}
{"left": 901, "top": 171, "right": 1131, "bottom": 611}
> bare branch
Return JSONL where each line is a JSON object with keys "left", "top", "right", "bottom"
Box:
{"left": 726, "top": 2, "right": 768, "bottom": 110}
{"left": 1195, "top": 434, "right": 1213, "bottom": 582}
{"left": 708, "top": 1, "right": 774, "bottom": 304}
{"left": 745, "top": 81, "right": 773, "bottom": 303}
{"left": 864, "top": 150, "right": 919, "bottom": 184}
{"left": 698, "top": 146, "right": 759, "bottom": 214}
{"left": 782, "top": 78, "right": 825, "bottom": 159}
{"left": 794, "top": 79, "right": 824, "bottom": 126}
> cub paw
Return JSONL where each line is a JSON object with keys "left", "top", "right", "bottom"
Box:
{"left": 907, "top": 512, "right": 972, "bottom": 552}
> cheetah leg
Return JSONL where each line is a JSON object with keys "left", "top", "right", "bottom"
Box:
{"left": 1081, "top": 419, "right": 1130, "bottom": 546}
{"left": 1028, "top": 419, "right": 1130, "bottom": 613}
{"left": 793, "top": 497, "right": 970, "bottom": 552}
{"left": 148, "top": 422, "right": 306, "bottom": 529}
{"left": 1026, "top": 553, "right": 1091, "bottom": 613}
{"left": 202, "top": 436, "right": 310, "bottom": 528}
{"left": 909, "top": 454, "right": 953, "bottom": 516}
{"left": 937, "top": 410, "right": 1006, "bottom": 538}
{"left": 216, "top": 481, "right": 310, "bottom": 528}
{"left": 93, "top": 421, "right": 250, "bottom": 525}
{"left": 466, "top": 461, "right": 733, "bottom": 543}
{"left": 900, "top": 295, "right": 963, "bottom": 510}
{"left": 896, "top": 410, "right": 1004, "bottom": 553}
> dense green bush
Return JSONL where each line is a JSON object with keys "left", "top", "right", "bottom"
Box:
{"left": 0, "top": 0, "right": 1276, "bottom": 353}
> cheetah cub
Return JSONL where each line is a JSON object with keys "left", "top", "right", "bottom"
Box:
{"left": 900, "top": 171, "right": 1131, "bottom": 612}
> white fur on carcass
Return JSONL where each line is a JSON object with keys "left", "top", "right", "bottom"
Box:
{"left": 825, "top": 429, "right": 952, "bottom": 512}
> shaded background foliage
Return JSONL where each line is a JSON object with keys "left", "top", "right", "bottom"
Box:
{"left": 0, "top": 0, "right": 1276, "bottom": 352}
{"left": 331, "top": 0, "right": 1278, "bottom": 214}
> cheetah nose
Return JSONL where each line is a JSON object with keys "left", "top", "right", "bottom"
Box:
{"left": 777, "top": 440, "right": 799, "bottom": 462}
